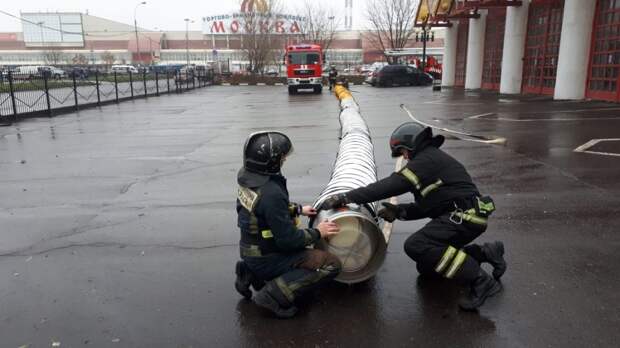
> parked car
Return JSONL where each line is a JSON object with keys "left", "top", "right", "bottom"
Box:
{"left": 110, "top": 65, "right": 139, "bottom": 74}
{"left": 175, "top": 66, "right": 195, "bottom": 84}
{"left": 14, "top": 66, "right": 41, "bottom": 79}
{"left": 374, "top": 65, "right": 433, "bottom": 87}
{"left": 265, "top": 68, "right": 279, "bottom": 76}
{"left": 38, "top": 66, "right": 65, "bottom": 79}
{"left": 68, "top": 67, "right": 89, "bottom": 79}
{"left": 360, "top": 65, "right": 374, "bottom": 74}
{"left": 364, "top": 68, "right": 379, "bottom": 86}
{"left": 150, "top": 64, "right": 184, "bottom": 74}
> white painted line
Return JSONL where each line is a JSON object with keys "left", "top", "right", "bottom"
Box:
{"left": 239, "top": 83, "right": 249, "bottom": 86}
{"left": 574, "top": 138, "right": 620, "bottom": 157}
{"left": 221, "top": 83, "right": 231, "bottom": 86}
{"left": 541, "top": 107, "right": 620, "bottom": 114}
{"left": 579, "top": 151, "right": 620, "bottom": 157}
{"left": 494, "top": 116, "right": 620, "bottom": 122}
{"left": 466, "top": 112, "right": 496, "bottom": 119}
{"left": 574, "top": 139, "right": 604, "bottom": 153}
{"left": 257, "top": 83, "right": 266, "bottom": 86}
{"left": 275, "top": 83, "right": 284, "bottom": 86}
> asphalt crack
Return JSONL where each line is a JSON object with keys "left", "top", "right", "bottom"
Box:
{"left": 0, "top": 242, "right": 238, "bottom": 258}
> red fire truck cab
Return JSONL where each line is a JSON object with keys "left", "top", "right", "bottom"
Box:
{"left": 285, "top": 44, "right": 324, "bottom": 95}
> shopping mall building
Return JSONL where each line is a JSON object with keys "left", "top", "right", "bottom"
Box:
{"left": 434, "top": 0, "right": 620, "bottom": 102}
{"left": 0, "top": 12, "right": 444, "bottom": 72}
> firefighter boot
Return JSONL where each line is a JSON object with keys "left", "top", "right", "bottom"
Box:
{"left": 482, "top": 241, "right": 507, "bottom": 280}
{"left": 235, "top": 261, "right": 259, "bottom": 300}
{"left": 253, "top": 281, "right": 298, "bottom": 319}
{"left": 459, "top": 269, "right": 502, "bottom": 311}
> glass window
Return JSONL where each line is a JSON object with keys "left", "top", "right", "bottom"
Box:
{"left": 288, "top": 52, "right": 320, "bottom": 65}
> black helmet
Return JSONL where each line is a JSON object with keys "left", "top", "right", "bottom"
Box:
{"left": 243, "top": 131, "right": 293, "bottom": 175}
{"left": 389, "top": 122, "right": 444, "bottom": 157}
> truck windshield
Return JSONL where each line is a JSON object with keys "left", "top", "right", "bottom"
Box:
{"left": 288, "top": 52, "right": 321, "bottom": 65}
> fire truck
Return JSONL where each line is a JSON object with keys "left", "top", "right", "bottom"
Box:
{"left": 285, "top": 44, "right": 324, "bottom": 95}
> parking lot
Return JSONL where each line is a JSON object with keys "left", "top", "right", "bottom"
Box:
{"left": 1, "top": 85, "right": 620, "bottom": 347}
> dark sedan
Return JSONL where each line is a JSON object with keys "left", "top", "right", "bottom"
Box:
{"left": 375, "top": 65, "right": 433, "bottom": 87}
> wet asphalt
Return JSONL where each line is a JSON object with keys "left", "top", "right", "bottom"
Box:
{"left": 1, "top": 85, "right": 620, "bottom": 347}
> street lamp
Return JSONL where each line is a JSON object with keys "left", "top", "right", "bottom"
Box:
{"left": 415, "top": 25, "right": 434, "bottom": 70}
{"left": 184, "top": 18, "right": 194, "bottom": 66}
{"left": 37, "top": 21, "right": 45, "bottom": 45}
{"left": 37, "top": 21, "right": 46, "bottom": 64}
{"left": 134, "top": 1, "right": 147, "bottom": 65}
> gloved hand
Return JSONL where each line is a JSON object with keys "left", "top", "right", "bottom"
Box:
{"left": 377, "top": 202, "right": 402, "bottom": 222}
{"left": 320, "top": 193, "right": 349, "bottom": 210}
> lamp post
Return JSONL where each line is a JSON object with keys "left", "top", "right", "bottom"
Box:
{"left": 184, "top": 18, "right": 194, "bottom": 66}
{"left": 134, "top": 1, "right": 147, "bottom": 65}
{"left": 37, "top": 21, "right": 45, "bottom": 64}
{"left": 415, "top": 25, "right": 434, "bottom": 70}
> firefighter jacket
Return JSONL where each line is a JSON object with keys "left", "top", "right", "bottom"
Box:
{"left": 237, "top": 174, "right": 321, "bottom": 257}
{"left": 345, "top": 146, "right": 481, "bottom": 220}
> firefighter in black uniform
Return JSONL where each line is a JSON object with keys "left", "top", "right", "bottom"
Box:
{"left": 328, "top": 66, "right": 338, "bottom": 91}
{"left": 321, "top": 123, "right": 507, "bottom": 310}
{"left": 235, "top": 131, "right": 342, "bottom": 318}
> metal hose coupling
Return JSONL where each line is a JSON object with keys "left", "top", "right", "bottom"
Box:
{"left": 311, "top": 84, "right": 387, "bottom": 284}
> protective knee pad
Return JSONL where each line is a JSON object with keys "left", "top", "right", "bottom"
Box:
{"left": 270, "top": 278, "right": 296, "bottom": 305}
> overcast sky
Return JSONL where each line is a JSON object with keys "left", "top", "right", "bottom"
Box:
{"left": 0, "top": 0, "right": 370, "bottom": 32}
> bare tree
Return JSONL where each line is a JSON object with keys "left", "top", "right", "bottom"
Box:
{"left": 365, "top": 0, "right": 419, "bottom": 61}
{"left": 72, "top": 54, "right": 88, "bottom": 65}
{"left": 298, "top": 0, "right": 340, "bottom": 50}
{"left": 239, "top": 0, "right": 283, "bottom": 75}
{"left": 101, "top": 51, "right": 116, "bottom": 67}
{"left": 42, "top": 48, "right": 64, "bottom": 65}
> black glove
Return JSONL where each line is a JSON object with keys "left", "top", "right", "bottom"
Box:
{"left": 377, "top": 202, "right": 402, "bottom": 222}
{"left": 320, "top": 193, "right": 349, "bottom": 210}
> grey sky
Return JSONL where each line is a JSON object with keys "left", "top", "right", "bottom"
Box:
{"left": 0, "top": 0, "right": 369, "bottom": 32}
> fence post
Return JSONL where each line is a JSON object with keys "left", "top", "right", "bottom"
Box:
{"left": 143, "top": 70, "right": 147, "bottom": 98}
{"left": 166, "top": 71, "right": 171, "bottom": 93}
{"left": 72, "top": 73, "right": 79, "bottom": 111}
{"left": 8, "top": 71, "right": 18, "bottom": 119}
{"left": 129, "top": 71, "right": 134, "bottom": 98}
{"left": 192, "top": 71, "right": 196, "bottom": 89}
{"left": 43, "top": 73, "right": 52, "bottom": 117}
{"left": 114, "top": 71, "right": 119, "bottom": 103}
{"left": 95, "top": 70, "right": 101, "bottom": 106}
{"left": 155, "top": 71, "right": 160, "bottom": 96}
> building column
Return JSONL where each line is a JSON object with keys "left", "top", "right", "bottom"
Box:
{"left": 554, "top": 0, "right": 597, "bottom": 100}
{"left": 442, "top": 23, "right": 459, "bottom": 87}
{"left": 500, "top": 0, "right": 530, "bottom": 94}
{"left": 465, "top": 10, "right": 487, "bottom": 90}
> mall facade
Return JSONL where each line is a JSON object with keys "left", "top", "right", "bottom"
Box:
{"left": 0, "top": 12, "right": 444, "bottom": 72}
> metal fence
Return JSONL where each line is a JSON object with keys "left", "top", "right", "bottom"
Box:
{"left": 0, "top": 69, "right": 214, "bottom": 125}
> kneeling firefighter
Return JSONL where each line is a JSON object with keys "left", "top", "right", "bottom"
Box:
{"left": 235, "top": 131, "right": 342, "bottom": 318}
{"left": 321, "top": 123, "right": 506, "bottom": 310}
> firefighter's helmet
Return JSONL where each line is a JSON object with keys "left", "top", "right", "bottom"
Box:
{"left": 389, "top": 122, "right": 444, "bottom": 157}
{"left": 243, "top": 131, "right": 293, "bottom": 175}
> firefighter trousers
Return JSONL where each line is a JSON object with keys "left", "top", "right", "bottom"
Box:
{"left": 243, "top": 249, "right": 342, "bottom": 303}
{"left": 403, "top": 214, "right": 488, "bottom": 283}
